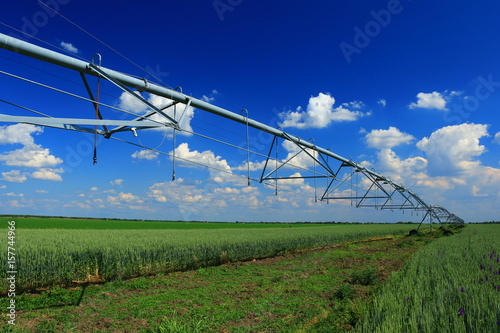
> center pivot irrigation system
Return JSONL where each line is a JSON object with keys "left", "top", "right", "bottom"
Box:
{"left": 0, "top": 33, "right": 463, "bottom": 228}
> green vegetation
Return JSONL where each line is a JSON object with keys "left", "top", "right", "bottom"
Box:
{"left": 1, "top": 233, "right": 430, "bottom": 332}
{"left": 0, "top": 219, "right": 420, "bottom": 293}
{"left": 6, "top": 216, "right": 492, "bottom": 332}
{"left": 349, "top": 267, "right": 379, "bottom": 286}
{"left": 355, "top": 224, "right": 500, "bottom": 332}
{"left": 2, "top": 216, "right": 341, "bottom": 230}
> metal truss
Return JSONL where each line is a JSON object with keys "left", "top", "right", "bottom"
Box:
{"left": 0, "top": 33, "right": 464, "bottom": 226}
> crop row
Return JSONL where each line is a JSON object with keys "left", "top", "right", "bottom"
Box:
{"left": 355, "top": 224, "right": 500, "bottom": 332}
{"left": 0, "top": 223, "right": 418, "bottom": 293}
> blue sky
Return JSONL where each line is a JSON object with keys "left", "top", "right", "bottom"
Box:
{"left": 0, "top": 0, "right": 499, "bottom": 222}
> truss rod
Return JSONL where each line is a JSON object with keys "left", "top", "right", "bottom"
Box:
{"left": 109, "top": 136, "right": 312, "bottom": 199}
{"left": 0, "top": 69, "right": 167, "bottom": 126}
{"left": 0, "top": 33, "right": 461, "bottom": 223}
{"left": 0, "top": 33, "right": 371, "bottom": 173}
{"left": 0, "top": 114, "right": 161, "bottom": 128}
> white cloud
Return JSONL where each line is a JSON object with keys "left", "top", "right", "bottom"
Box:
{"left": 278, "top": 172, "right": 306, "bottom": 186}
{"left": 409, "top": 92, "right": 447, "bottom": 110}
{"left": 0, "top": 147, "right": 63, "bottom": 168}
{"left": 378, "top": 99, "right": 387, "bottom": 107}
{"left": 214, "top": 187, "right": 240, "bottom": 194}
{"left": 361, "top": 123, "right": 500, "bottom": 207}
{"left": 280, "top": 140, "right": 319, "bottom": 169}
{"left": 0, "top": 124, "right": 42, "bottom": 145}
{"left": 414, "top": 174, "right": 464, "bottom": 190}
{"left": 7, "top": 200, "right": 22, "bottom": 208}
{"left": 172, "top": 143, "right": 243, "bottom": 184}
{"left": 148, "top": 178, "right": 266, "bottom": 220}
{"left": 154, "top": 195, "right": 167, "bottom": 203}
{"left": 365, "top": 127, "right": 415, "bottom": 149}
{"left": 201, "top": 90, "right": 219, "bottom": 102}
{"left": 107, "top": 192, "right": 143, "bottom": 206}
{"left": 60, "top": 41, "right": 79, "bottom": 54}
{"left": 118, "top": 192, "right": 142, "bottom": 203}
{"left": 0, "top": 124, "right": 62, "bottom": 168}
{"left": 36, "top": 189, "right": 48, "bottom": 194}
{"left": 233, "top": 160, "right": 267, "bottom": 172}
{"left": 278, "top": 93, "right": 366, "bottom": 129}
{"left": 342, "top": 100, "right": 365, "bottom": 109}
{"left": 409, "top": 91, "right": 461, "bottom": 111}
{"left": 202, "top": 95, "right": 214, "bottom": 102}
{"left": 132, "top": 150, "right": 159, "bottom": 160}
{"left": 0, "top": 185, "right": 6, "bottom": 189}
{"left": 118, "top": 91, "right": 194, "bottom": 135}
{"left": 90, "top": 187, "right": 98, "bottom": 191}
{"left": 1, "top": 170, "right": 26, "bottom": 183}
{"left": 31, "top": 168, "right": 64, "bottom": 181}
{"left": 416, "top": 123, "right": 488, "bottom": 175}
{"left": 471, "top": 185, "right": 488, "bottom": 197}
{"left": 110, "top": 179, "right": 124, "bottom": 186}
{"left": 376, "top": 148, "right": 427, "bottom": 182}
{"left": 494, "top": 132, "right": 500, "bottom": 144}
{"left": 117, "top": 90, "right": 147, "bottom": 114}
{"left": 64, "top": 201, "right": 91, "bottom": 209}
{"left": 4, "top": 192, "right": 23, "bottom": 197}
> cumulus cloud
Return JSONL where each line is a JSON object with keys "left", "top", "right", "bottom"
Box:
{"left": 1, "top": 170, "right": 27, "bottom": 183}
{"left": 414, "top": 174, "right": 464, "bottom": 190}
{"left": 280, "top": 140, "right": 319, "bottom": 169}
{"left": 202, "top": 89, "right": 218, "bottom": 103}
{"left": 110, "top": 179, "right": 124, "bottom": 186}
{"left": 132, "top": 150, "right": 159, "bottom": 160}
{"left": 376, "top": 148, "right": 427, "bottom": 182}
{"left": 118, "top": 91, "right": 194, "bottom": 135}
{"left": 148, "top": 178, "right": 265, "bottom": 220}
{"left": 214, "top": 187, "right": 240, "bottom": 194}
{"left": 171, "top": 143, "right": 244, "bottom": 184}
{"left": 64, "top": 201, "right": 91, "bottom": 209}
{"left": 31, "top": 168, "right": 64, "bottom": 181}
{"left": 361, "top": 123, "right": 500, "bottom": 205}
{"left": 365, "top": 127, "right": 415, "bottom": 149}
{"left": 60, "top": 41, "right": 79, "bottom": 54}
{"left": 3, "top": 192, "right": 23, "bottom": 197}
{"left": 278, "top": 93, "right": 366, "bottom": 129}
{"left": 202, "top": 95, "right": 214, "bottom": 102}
{"left": 378, "top": 99, "right": 387, "bottom": 107}
{"left": 409, "top": 90, "right": 462, "bottom": 111}
{"left": 0, "top": 123, "right": 42, "bottom": 145}
{"left": 0, "top": 147, "right": 63, "bottom": 168}
{"left": 107, "top": 192, "right": 144, "bottom": 205}
{"left": 342, "top": 101, "right": 365, "bottom": 109}
{"left": 149, "top": 179, "right": 213, "bottom": 217}
{"left": 233, "top": 160, "right": 267, "bottom": 172}
{"left": 0, "top": 124, "right": 63, "bottom": 170}
{"left": 494, "top": 132, "right": 500, "bottom": 144}
{"left": 416, "top": 123, "right": 488, "bottom": 175}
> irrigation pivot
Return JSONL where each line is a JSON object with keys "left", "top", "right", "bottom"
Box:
{"left": 0, "top": 33, "right": 463, "bottom": 227}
